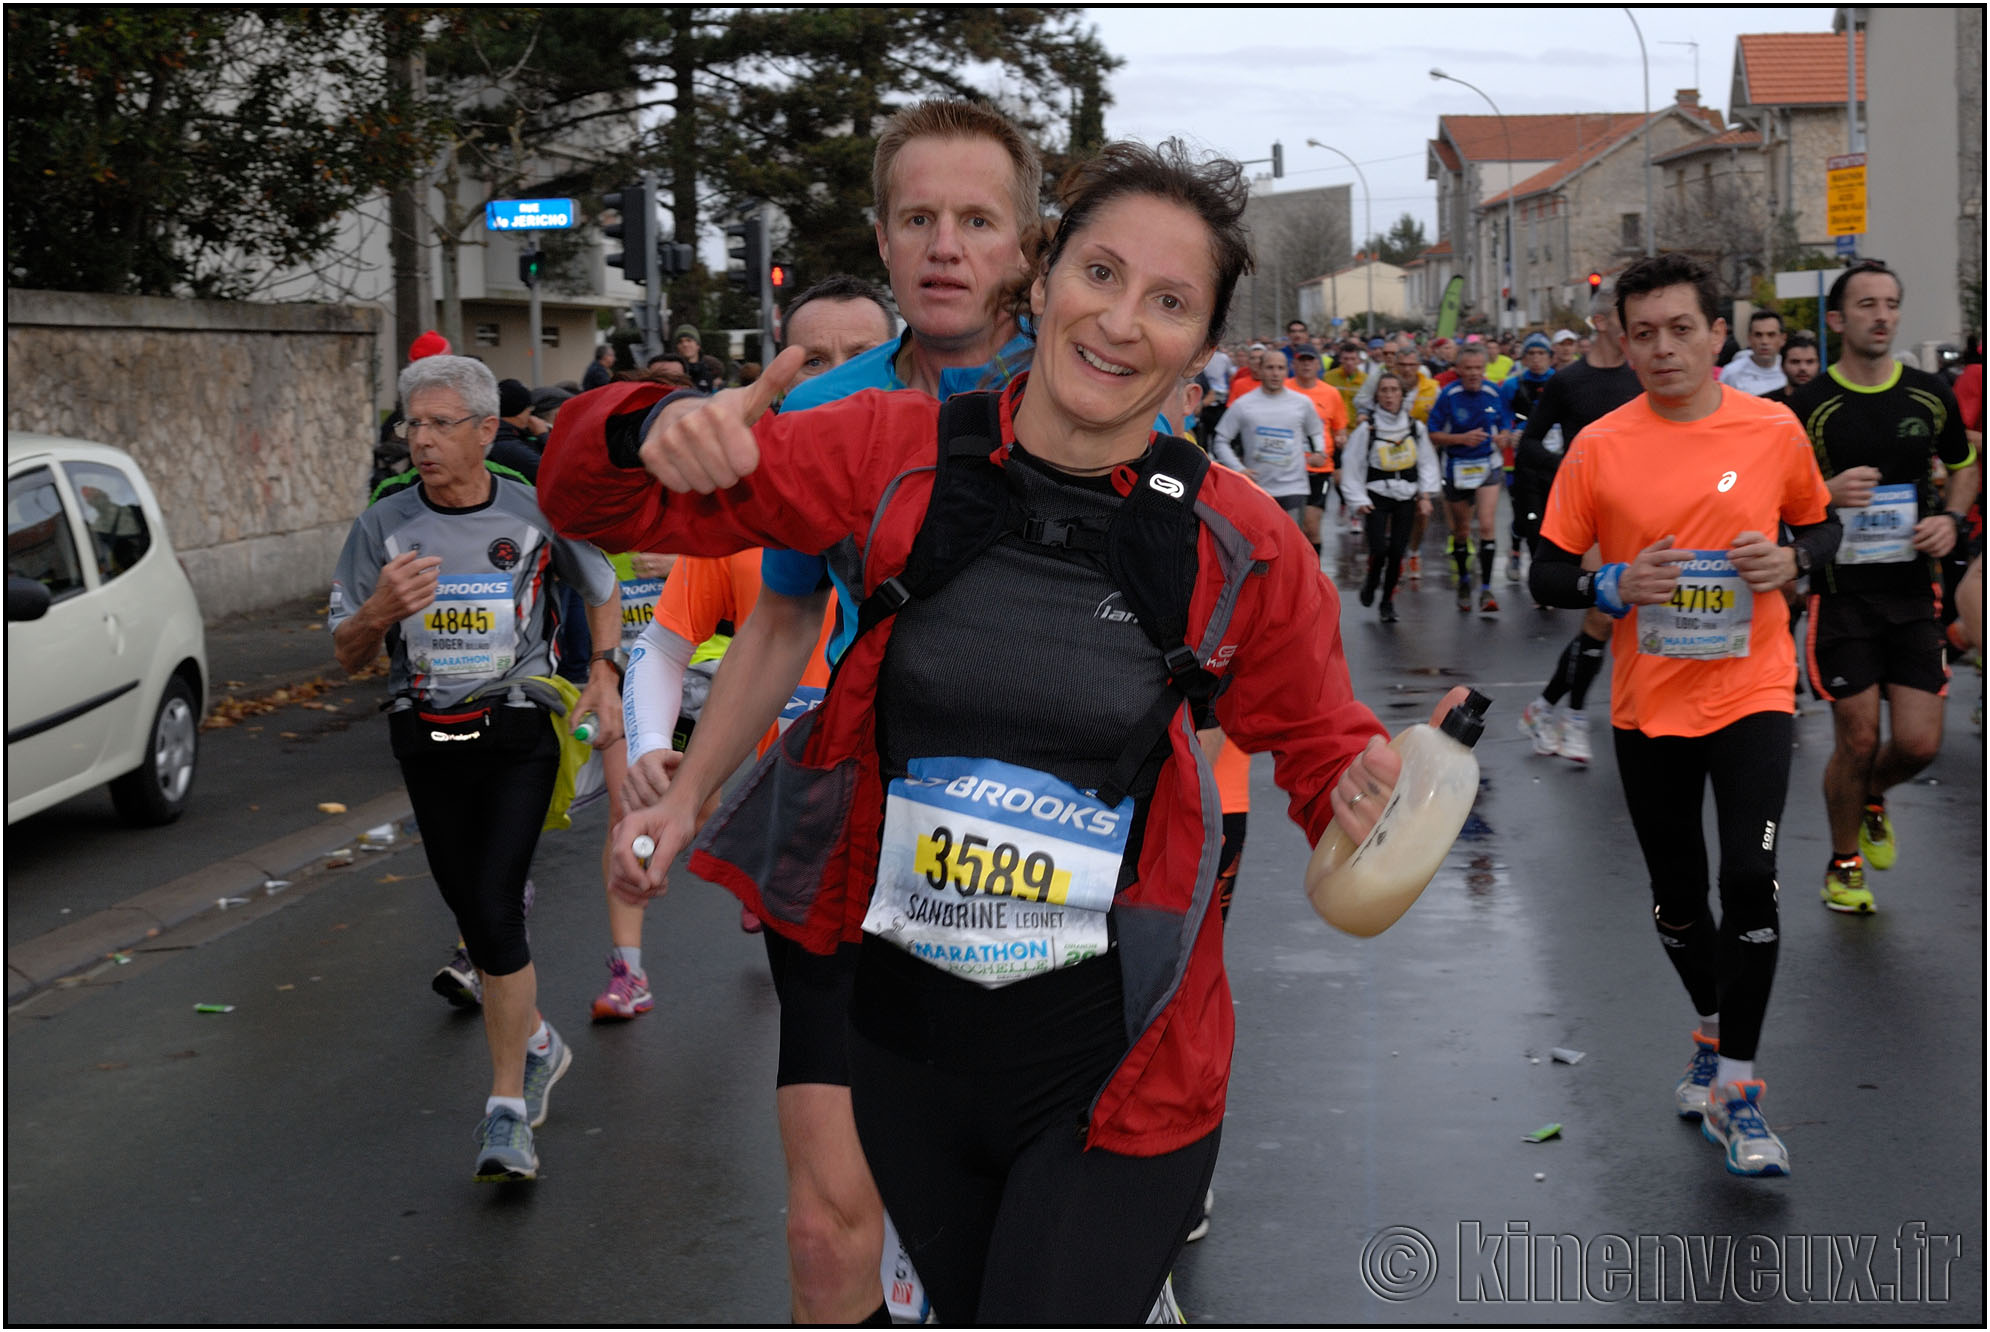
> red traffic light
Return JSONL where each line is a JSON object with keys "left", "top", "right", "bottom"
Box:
{"left": 769, "top": 263, "right": 792, "bottom": 289}
{"left": 1587, "top": 272, "right": 1603, "bottom": 290}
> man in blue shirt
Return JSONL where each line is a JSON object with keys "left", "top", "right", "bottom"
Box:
{"left": 1426, "top": 342, "right": 1514, "bottom": 611}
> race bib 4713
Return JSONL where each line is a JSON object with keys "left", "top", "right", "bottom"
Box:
{"left": 864, "top": 756, "right": 1131, "bottom": 988}
{"left": 1636, "top": 552, "right": 1752, "bottom": 659}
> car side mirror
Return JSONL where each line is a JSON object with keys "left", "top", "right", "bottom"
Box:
{"left": 6, "top": 573, "right": 53, "bottom": 622}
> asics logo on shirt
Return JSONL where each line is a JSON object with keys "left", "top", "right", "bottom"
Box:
{"left": 1718, "top": 471, "right": 1738, "bottom": 492}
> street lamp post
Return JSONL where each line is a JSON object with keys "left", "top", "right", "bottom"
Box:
{"left": 1431, "top": 68, "right": 1516, "bottom": 332}
{"left": 1625, "top": 9, "right": 1656, "bottom": 257}
{"left": 1304, "top": 139, "right": 1373, "bottom": 338}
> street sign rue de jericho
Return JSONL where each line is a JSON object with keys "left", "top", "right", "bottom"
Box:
{"left": 485, "top": 198, "right": 579, "bottom": 231}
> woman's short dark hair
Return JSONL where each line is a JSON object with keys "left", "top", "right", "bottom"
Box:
{"left": 1038, "top": 139, "right": 1254, "bottom": 347}
{"left": 1615, "top": 252, "right": 1721, "bottom": 329}
{"left": 1372, "top": 371, "right": 1405, "bottom": 398}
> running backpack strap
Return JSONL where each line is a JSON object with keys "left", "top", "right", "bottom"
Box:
{"left": 1095, "top": 435, "right": 1218, "bottom": 808}
{"left": 853, "top": 391, "right": 1019, "bottom": 640}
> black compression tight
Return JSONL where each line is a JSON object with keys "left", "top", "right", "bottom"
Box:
{"left": 1361, "top": 496, "right": 1416, "bottom": 601}
{"left": 398, "top": 723, "right": 559, "bottom": 977}
{"left": 849, "top": 1030, "right": 1220, "bottom": 1324}
{"left": 1612, "top": 711, "right": 1791, "bottom": 1061}
{"left": 1543, "top": 630, "right": 1608, "bottom": 710}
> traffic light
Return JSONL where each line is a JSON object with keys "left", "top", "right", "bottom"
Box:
{"left": 1588, "top": 272, "right": 1603, "bottom": 295}
{"left": 658, "top": 242, "right": 695, "bottom": 276}
{"left": 769, "top": 262, "right": 794, "bottom": 292}
{"left": 603, "top": 182, "right": 651, "bottom": 283}
{"left": 1271, "top": 141, "right": 1284, "bottom": 179}
{"left": 725, "top": 217, "right": 766, "bottom": 292}
{"left": 517, "top": 243, "right": 542, "bottom": 289}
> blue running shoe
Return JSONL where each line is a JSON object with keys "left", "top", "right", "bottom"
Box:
{"left": 1701, "top": 1080, "right": 1790, "bottom": 1177}
{"left": 473, "top": 1108, "right": 537, "bottom": 1182}
{"left": 1675, "top": 1031, "right": 1720, "bottom": 1120}
{"left": 522, "top": 1022, "right": 571, "bottom": 1128}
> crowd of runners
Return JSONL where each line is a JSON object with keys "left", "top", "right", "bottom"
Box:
{"left": 326, "top": 95, "right": 1983, "bottom": 1323}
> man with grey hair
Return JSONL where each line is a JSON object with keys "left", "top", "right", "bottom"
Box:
{"left": 331, "top": 353, "right": 623, "bottom": 1183}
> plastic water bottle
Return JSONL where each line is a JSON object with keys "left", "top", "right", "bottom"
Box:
{"left": 572, "top": 711, "right": 598, "bottom": 744}
{"left": 1304, "top": 690, "right": 1490, "bottom": 936}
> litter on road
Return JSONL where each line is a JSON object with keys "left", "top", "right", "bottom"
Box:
{"left": 1524, "top": 1123, "right": 1562, "bottom": 1143}
{"left": 193, "top": 1004, "right": 235, "bottom": 1014}
{"left": 1551, "top": 1048, "right": 1585, "bottom": 1064}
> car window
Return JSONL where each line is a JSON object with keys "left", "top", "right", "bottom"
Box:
{"left": 63, "top": 461, "right": 153, "bottom": 582}
{"left": 6, "top": 467, "right": 88, "bottom": 600}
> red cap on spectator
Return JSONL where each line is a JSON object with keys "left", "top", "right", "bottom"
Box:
{"left": 408, "top": 330, "right": 451, "bottom": 361}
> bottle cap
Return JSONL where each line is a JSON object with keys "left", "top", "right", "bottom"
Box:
{"left": 1439, "top": 688, "right": 1491, "bottom": 748}
{"left": 632, "top": 835, "right": 656, "bottom": 862}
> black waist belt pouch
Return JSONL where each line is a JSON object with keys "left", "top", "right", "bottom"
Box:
{"left": 389, "top": 698, "right": 544, "bottom": 762}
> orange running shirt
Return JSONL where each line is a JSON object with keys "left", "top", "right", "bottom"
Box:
{"left": 1289, "top": 381, "right": 1349, "bottom": 472}
{"left": 1229, "top": 368, "right": 1261, "bottom": 400}
{"left": 1212, "top": 735, "right": 1251, "bottom": 814}
{"left": 1541, "top": 386, "right": 1832, "bottom": 738}
{"left": 654, "top": 550, "right": 837, "bottom": 755}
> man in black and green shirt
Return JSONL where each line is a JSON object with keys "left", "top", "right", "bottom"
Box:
{"left": 1788, "top": 262, "right": 1978, "bottom": 914}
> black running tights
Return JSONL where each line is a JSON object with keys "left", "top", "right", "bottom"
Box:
{"left": 1612, "top": 711, "right": 1791, "bottom": 1061}
{"left": 1362, "top": 495, "right": 1416, "bottom": 601}
{"left": 849, "top": 1030, "right": 1220, "bottom": 1324}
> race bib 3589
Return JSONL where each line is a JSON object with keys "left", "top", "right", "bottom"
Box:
{"left": 864, "top": 756, "right": 1130, "bottom": 988}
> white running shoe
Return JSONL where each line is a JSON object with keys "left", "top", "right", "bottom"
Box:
{"left": 1559, "top": 709, "right": 1592, "bottom": 764}
{"left": 1518, "top": 698, "right": 1561, "bottom": 757}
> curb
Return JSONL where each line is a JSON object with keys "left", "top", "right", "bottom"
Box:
{"left": 6, "top": 789, "right": 413, "bottom": 1004}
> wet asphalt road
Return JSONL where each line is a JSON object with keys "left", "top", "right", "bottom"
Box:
{"left": 6, "top": 524, "right": 1984, "bottom": 1324}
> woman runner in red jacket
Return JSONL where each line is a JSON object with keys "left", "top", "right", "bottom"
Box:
{"left": 541, "top": 140, "right": 1464, "bottom": 1323}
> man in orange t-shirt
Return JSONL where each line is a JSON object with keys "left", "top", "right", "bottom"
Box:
{"left": 1531, "top": 252, "right": 1837, "bottom": 1181}
{"left": 1287, "top": 346, "right": 1349, "bottom": 548}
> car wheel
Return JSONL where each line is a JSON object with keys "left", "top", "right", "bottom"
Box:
{"left": 109, "top": 676, "right": 198, "bottom": 826}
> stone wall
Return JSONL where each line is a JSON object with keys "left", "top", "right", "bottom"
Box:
{"left": 6, "top": 290, "right": 379, "bottom": 620}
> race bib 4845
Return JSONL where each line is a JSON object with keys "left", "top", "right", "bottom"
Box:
{"left": 864, "top": 756, "right": 1130, "bottom": 988}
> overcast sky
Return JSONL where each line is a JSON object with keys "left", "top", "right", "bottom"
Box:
{"left": 1083, "top": 6, "right": 1841, "bottom": 242}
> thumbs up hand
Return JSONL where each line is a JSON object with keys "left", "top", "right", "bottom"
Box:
{"left": 639, "top": 345, "right": 810, "bottom": 494}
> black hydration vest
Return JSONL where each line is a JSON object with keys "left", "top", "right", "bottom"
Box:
{"left": 852, "top": 391, "right": 1222, "bottom": 808}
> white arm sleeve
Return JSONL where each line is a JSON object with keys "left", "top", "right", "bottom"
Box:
{"left": 624, "top": 619, "right": 696, "bottom": 764}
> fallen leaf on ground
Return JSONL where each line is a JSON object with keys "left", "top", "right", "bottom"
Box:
{"left": 200, "top": 661, "right": 385, "bottom": 731}
{"left": 377, "top": 873, "right": 408, "bottom": 883}
{"left": 276, "top": 984, "right": 295, "bottom": 991}
{"left": 318, "top": 802, "right": 347, "bottom": 814}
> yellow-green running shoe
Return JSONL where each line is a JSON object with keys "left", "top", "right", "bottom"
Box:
{"left": 1858, "top": 802, "right": 1895, "bottom": 870}
{"left": 1821, "top": 857, "right": 1874, "bottom": 914}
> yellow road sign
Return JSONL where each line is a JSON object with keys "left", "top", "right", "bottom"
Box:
{"left": 1826, "top": 152, "right": 1867, "bottom": 239}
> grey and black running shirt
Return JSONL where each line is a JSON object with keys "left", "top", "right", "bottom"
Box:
{"left": 329, "top": 476, "right": 617, "bottom": 709}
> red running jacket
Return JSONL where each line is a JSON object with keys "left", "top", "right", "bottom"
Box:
{"left": 540, "top": 375, "right": 1386, "bottom": 1156}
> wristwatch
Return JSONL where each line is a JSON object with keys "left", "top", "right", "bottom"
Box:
{"left": 589, "top": 647, "right": 628, "bottom": 681}
{"left": 1791, "top": 543, "right": 1813, "bottom": 577}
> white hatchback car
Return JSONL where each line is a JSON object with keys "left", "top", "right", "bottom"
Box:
{"left": 6, "top": 433, "right": 207, "bottom": 825}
